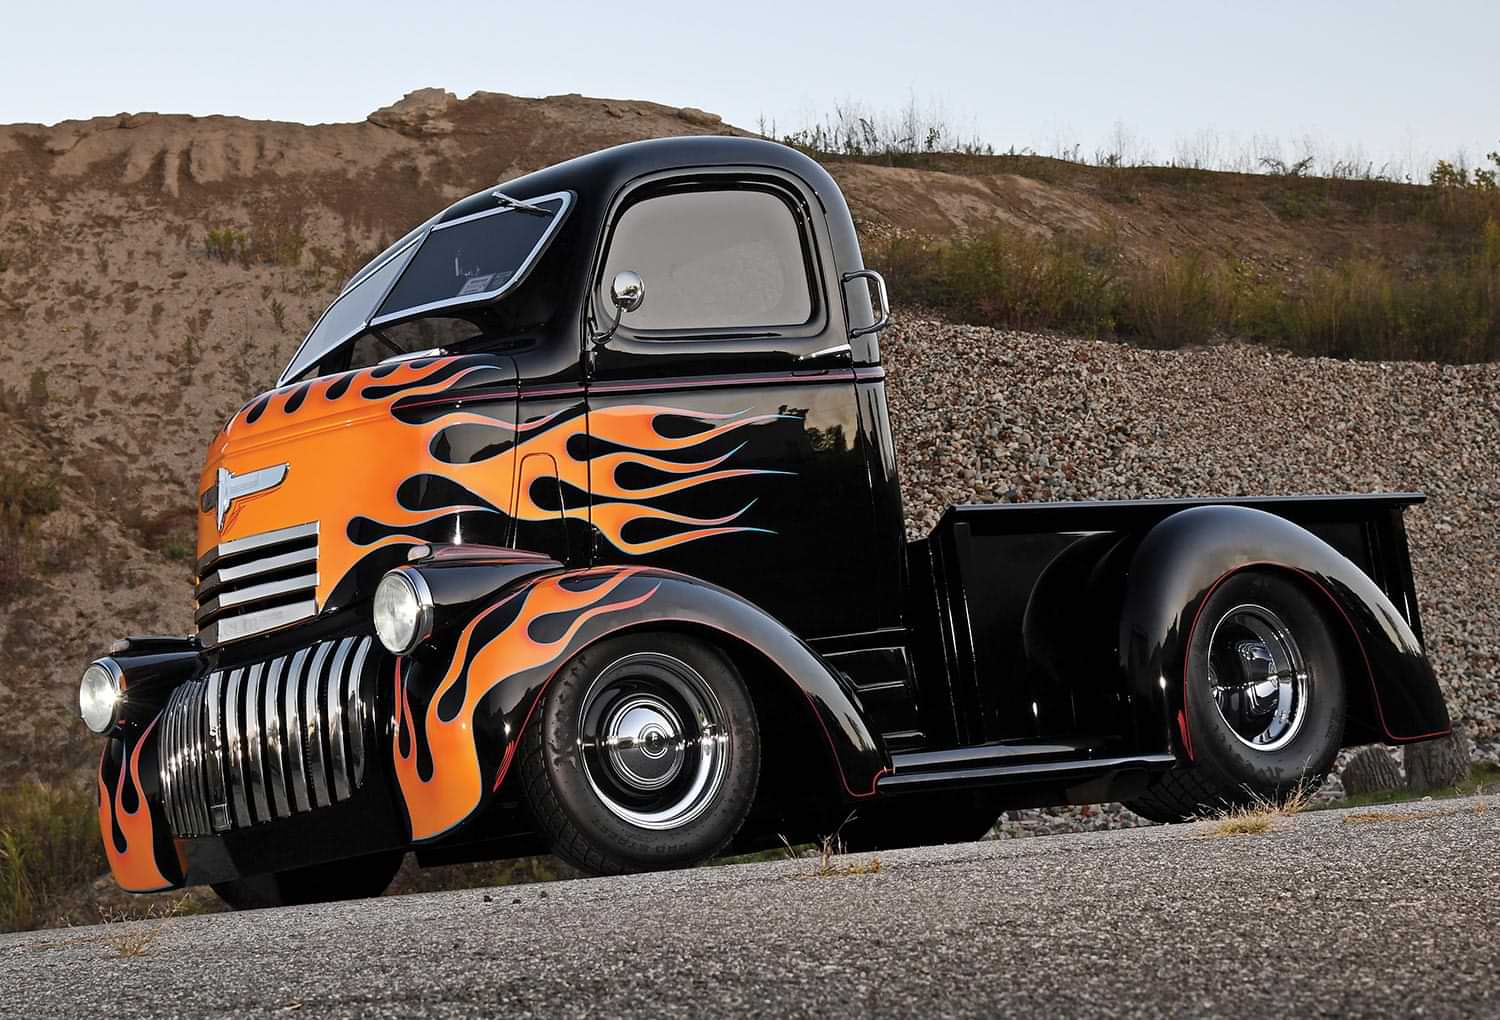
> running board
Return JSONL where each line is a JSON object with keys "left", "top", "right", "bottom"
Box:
{"left": 878, "top": 751, "right": 1178, "bottom": 793}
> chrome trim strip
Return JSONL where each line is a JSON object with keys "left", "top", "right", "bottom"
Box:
{"left": 244, "top": 663, "right": 269, "bottom": 824}
{"left": 195, "top": 572, "right": 319, "bottom": 623}
{"left": 263, "top": 656, "right": 289, "bottom": 818}
{"left": 203, "top": 600, "right": 320, "bottom": 646}
{"left": 346, "top": 637, "right": 373, "bottom": 787}
{"left": 197, "top": 521, "right": 319, "bottom": 574}
{"left": 326, "top": 638, "right": 353, "bottom": 802}
{"left": 197, "top": 546, "right": 317, "bottom": 597}
{"left": 303, "top": 642, "right": 334, "bottom": 808}
{"left": 224, "top": 668, "right": 250, "bottom": 827}
{"left": 283, "top": 648, "right": 311, "bottom": 813}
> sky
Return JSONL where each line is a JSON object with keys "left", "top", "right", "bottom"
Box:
{"left": 4, "top": 1, "right": 1496, "bottom": 175}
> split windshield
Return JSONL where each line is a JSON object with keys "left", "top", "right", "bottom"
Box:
{"left": 279, "top": 191, "right": 571, "bottom": 383}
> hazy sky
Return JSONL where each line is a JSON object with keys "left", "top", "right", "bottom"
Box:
{"left": 5, "top": 1, "right": 1496, "bottom": 174}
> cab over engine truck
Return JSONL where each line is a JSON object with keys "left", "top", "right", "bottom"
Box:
{"left": 80, "top": 137, "right": 1450, "bottom": 907}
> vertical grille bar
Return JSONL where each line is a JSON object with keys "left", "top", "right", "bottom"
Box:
{"left": 346, "top": 637, "right": 373, "bottom": 787}
{"left": 325, "top": 638, "right": 354, "bottom": 802}
{"left": 158, "top": 685, "right": 184, "bottom": 835}
{"left": 263, "top": 656, "right": 289, "bottom": 819}
{"left": 224, "top": 668, "right": 251, "bottom": 827}
{"left": 244, "top": 663, "right": 269, "bottom": 823}
{"left": 303, "top": 642, "right": 334, "bottom": 808}
{"left": 194, "top": 674, "right": 220, "bottom": 834}
{"left": 283, "top": 648, "right": 311, "bottom": 813}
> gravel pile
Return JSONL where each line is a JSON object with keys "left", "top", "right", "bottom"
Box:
{"left": 882, "top": 317, "right": 1500, "bottom": 743}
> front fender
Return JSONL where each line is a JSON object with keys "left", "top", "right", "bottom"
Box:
{"left": 391, "top": 564, "right": 887, "bottom": 843}
{"left": 1119, "top": 505, "right": 1449, "bottom": 757}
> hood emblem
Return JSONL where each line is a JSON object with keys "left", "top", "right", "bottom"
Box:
{"left": 203, "top": 464, "right": 289, "bottom": 531}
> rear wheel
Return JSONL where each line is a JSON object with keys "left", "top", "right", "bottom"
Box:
{"left": 521, "top": 632, "right": 760, "bottom": 875}
{"left": 211, "top": 850, "right": 403, "bottom": 910}
{"left": 1127, "top": 570, "right": 1346, "bottom": 822}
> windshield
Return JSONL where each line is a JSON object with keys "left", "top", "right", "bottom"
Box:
{"left": 279, "top": 190, "right": 572, "bottom": 384}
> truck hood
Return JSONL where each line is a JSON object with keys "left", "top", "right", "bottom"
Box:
{"left": 197, "top": 355, "right": 521, "bottom": 617}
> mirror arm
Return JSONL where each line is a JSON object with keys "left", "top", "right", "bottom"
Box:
{"left": 589, "top": 302, "right": 626, "bottom": 348}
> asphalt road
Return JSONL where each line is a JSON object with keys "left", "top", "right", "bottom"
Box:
{"left": 3, "top": 796, "right": 1497, "bottom": 1019}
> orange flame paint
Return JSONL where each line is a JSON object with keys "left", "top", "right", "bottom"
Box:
{"left": 98, "top": 716, "right": 173, "bottom": 893}
{"left": 201, "top": 357, "right": 790, "bottom": 605}
{"left": 394, "top": 567, "right": 658, "bottom": 841}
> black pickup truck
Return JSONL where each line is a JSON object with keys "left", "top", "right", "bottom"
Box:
{"left": 81, "top": 136, "right": 1450, "bottom": 906}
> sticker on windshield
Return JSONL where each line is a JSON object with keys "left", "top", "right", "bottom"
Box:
{"left": 457, "top": 274, "right": 495, "bottom": 296}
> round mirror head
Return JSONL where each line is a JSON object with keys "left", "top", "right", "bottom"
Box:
{"left": 610, "top": 270, "right": 645, "bottom": 313}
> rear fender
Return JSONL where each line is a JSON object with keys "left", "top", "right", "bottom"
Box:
{"left": 1118, "top": 505, "right": 1449, "bottom": 758}
{"left": 391, "top": 564, "right": 887, "bottom": 843}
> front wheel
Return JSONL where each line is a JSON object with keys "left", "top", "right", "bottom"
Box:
{"left": 1127, "top": 570, "right": 1346, "bottom": 822}
{"left": 520, "top": 632, "right": 761, "bottom": 875}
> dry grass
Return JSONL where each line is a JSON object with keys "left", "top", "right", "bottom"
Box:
{"left": 778, "top": 827, "right": 882, "bottom": 879}
{"left": 1343, "top": 809, "right": 1451, "bottom": 826}
{"left": 1208, "top": 784, "right": 1314, "bottom": 837}
{"left": 0, "top": 783, "right": 105, "bottom": 933}
{"left": 104, "top": 925, "right": 158, "bottom": 958}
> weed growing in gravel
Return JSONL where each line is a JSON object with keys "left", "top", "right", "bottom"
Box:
{"left": 1209, "top": 785, "right": 1313, "bottom": 837}
{"left": 104, "top": 926, "right": 159, "bottom": 958}
{"left": 777, "top": 828, "right": 882, "bottom": 878}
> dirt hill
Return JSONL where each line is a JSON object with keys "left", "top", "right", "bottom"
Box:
{"left": 0, "top": 89, "right": 1490, "bottom": 778}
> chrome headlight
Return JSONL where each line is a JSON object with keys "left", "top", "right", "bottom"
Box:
{"left": 373, "top": 568, "right": 434, "bottom": 655}
{"left": 79, "top": 659, "right": 124, "bottom": 735}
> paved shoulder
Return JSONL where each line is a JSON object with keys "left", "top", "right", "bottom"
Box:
{"left": 4, "top": 797, "right": 1497, "bottom": 1019}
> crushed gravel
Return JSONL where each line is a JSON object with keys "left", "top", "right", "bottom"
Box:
{"left": 881, "top": 318, "right": 1500, "bottom": 745}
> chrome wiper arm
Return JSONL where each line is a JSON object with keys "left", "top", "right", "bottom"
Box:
{"left": 490, "top": 189, "right": 552, "bottom": 216}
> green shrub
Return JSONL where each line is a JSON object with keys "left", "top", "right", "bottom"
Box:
{"left": 868, "top": 213, "right": 1499, "bottom": 363}
{"left": 204, "top": 227, "right": 249, "bottom": 263}
{"left": 0, "top": 783, "right": 104, "bottom": 933}
{"left": 867, "top": 225, "right": 1119, "bottom": 337}
{"left": 1117, "top": 252, "right": 1228, "bottom": 347}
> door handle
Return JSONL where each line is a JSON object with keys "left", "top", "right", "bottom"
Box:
{"left": 842, "top": 269, "right": 891, "bottom": 339}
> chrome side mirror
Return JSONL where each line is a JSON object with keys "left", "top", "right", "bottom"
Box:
{"left": 611, "top": 270, "right": 645, "bottom": 314}
{"left": 592, "top": 270, "right": 645, "bottom": 347}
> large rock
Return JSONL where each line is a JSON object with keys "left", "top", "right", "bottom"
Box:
{"left": 1405, "top": 723, "right": 1471, "bottom": 793}
{"left": 1340, "top": 747, "right": 1403, "bottom": 797}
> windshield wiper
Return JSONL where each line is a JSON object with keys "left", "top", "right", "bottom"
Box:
{"left": 490, "top": 189, "right": 552, "bottom": 216}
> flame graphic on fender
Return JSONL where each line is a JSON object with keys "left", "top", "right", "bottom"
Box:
{"left": 200, "top": 355, "right": 795, "bottom": 599}
{"left": 393, "top": 567, "right": 658, "bottom": 841}
{"left": 97, "top": 717, "right": 174, "bottom": 893}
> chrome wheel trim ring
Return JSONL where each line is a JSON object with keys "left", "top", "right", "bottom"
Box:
{"left": 576, "top": 651, "right": 731, "bottom": 831}
{"left": 1206, "top": 602, "right": 1311, "bottom": 753}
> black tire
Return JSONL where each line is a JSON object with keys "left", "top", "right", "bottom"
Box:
{"left": 839, "top": 790, "right": 998, "bottom": 852}
{"left": 520, "top": 632, "right": 760, "bottom": 875}
{"left": 1127, "top": 570, "right": 1346, "bottom": 822}
{"left": 211, "top": 850, "right": 404, "bottom": 910}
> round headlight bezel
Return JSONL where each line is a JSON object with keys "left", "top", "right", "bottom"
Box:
{"left": 79, "top": 658, "right": 124, "bottom": 735}
{"left": 373, "top": 568, "right": 435, "bottom": 655}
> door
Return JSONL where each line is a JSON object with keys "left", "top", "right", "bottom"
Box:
{"left": 582, "top": 171, "right": 888, "bottom": 640}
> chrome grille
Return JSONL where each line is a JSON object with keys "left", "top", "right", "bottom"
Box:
{"left": 157, "top": 635, "right": 377, "bottom": 838}
{"left": 196, "top": 522, "right": 319, "bottom": 646}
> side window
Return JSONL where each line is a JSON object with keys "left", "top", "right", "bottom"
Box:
{"left": 599, "top": 188, "right": 814, "bottom": 332}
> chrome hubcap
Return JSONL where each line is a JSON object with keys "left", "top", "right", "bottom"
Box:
{"left": 577, "top": 652, "right": 730, "bottom": 830}
{"left": 1207, "top": 603, "right": 1310, "bottom": 752}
